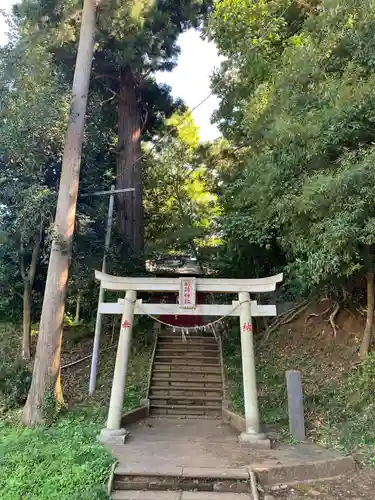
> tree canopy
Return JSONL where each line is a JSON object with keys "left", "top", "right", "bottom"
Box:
{"left": 3, "top": 0, "right": 375, "bottom": 384}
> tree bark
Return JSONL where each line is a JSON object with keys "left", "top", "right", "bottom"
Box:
{"left": 22, "top": 282, "right": 32, "bottom": 360}
{"left": 116, "top": 65, "right": 144, "bottom": 255}
{"left": 73, "top": 292, "right": 81, "bottom": 325}
{"left": 22, "top": 0, "right": 98, "bottom": 426}
{"left": 359, "top": 271, "right": 374, "bottom": 359}
{"left": 20, "top": 227, "right": 42, "bottom": 360}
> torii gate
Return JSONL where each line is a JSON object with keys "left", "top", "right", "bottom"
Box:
{"left": 95, "top": 270, "right": 283, "bottom": 443}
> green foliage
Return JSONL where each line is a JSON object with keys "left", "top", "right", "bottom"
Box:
{"left": 315, "top": 354, "right": 375, "bottom": 463}
{"left": 144, "top": 111, "right": 221, "bottom": 258}
{"left": 0, "top": 0, "right": 213, "bottom": 321}
{"left": 0, "top": 26, "right": 69, "bottom": 320}
{"left": 0, "top": 412, "right": 112, "bottom": 500}
{"left": 0, "top": 360, "right": 32, "bottom": 412}
{"left": 39, "top": 390, "right": 64, "bottom": 425}
{"left": 206, "top": 0, "right": 375, "bottom": 294}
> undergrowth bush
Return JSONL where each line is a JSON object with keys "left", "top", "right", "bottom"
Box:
{"left": 0, "top": 360, "right": 32, "bottom": 411}
{"left": 314, "top": 354, "right": 375, "bottom": 463}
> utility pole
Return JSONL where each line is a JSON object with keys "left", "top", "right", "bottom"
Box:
{"left": 87, "top": 185, "right": 135, "bottom": 395}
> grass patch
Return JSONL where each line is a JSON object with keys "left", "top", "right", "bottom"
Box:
{"left": 0, "top": 321, "right": 153, "bottom": 499}
{"left": 223, "top": 330, "right": 288, "bottom": 434}
{"left": 0, "top": 410, "right": 112, "bottom": 500}
{"left": 223, "top": 325, "right": 375, "bottom": 464}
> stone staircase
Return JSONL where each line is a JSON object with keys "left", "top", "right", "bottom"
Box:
{"left": 149, "top": 331, "right": 223, "bottom": 419}
{"left": 108, "top": 329, "right": 356, "bottom": 499}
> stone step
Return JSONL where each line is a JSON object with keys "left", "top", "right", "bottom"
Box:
{"left": 158, "top": 338, "right": 217, "bottom": 344}
{"left": 151, "top": 378, "right": 222, "bottom": 387}
{"left": 150, "top": 394, "right": 222, "bottom": 401}
{"left": 150, "top": 404, "right": 222, "bottom": 413}
{"left": 150, "top": 403, "right": 221, "bottom": 410}
{"left": 154, "top": 359, "right": 220, "bottom": 366}
{"left": 150, "top": 393, "right": 222, "bottom": 401}
{"left": 148, "top": 414, "right": 221, "bottom": 420}
{"left": 112, "top": 492, "right": 180, "bottom": 500}
{"left": 152, "top": 375, "right": 222, "bottom": 383}
{"left": 113, "top": 467, "right": 250, "bottom": 494}
{"left": 153, "top": 366, "right": 221, "bottom": 375}
{"left": 150, "top": 407, "right": 222, "bottom": 417}
{"left": 158, "top": 340, "right": 218, "bottom": 346}
{"left": 156, "top": 348, "right": 219, "bottom": 354}
{"left": 112, "top": 491, "right": 252, "bottom": 499}
{"left": 158, "top": 333, "right": 217, "bottom": 343}
{"left": 157, "top": 343, "right": 218, "bottom": 350}
{"left": 155, "top": 359, "right": 219, "bottom": 366}
{"left": 150, "top": 385, "right": 222, "bottom": 394}
{"left": 153, "top": 363, "right": 221, "bottom": 375}
{"left": 155, "top": 351, "right": 219, "bottom": 357}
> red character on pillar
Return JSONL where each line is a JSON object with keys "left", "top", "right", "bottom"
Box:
{"left": 122, "top": 319, "right": 131, "bottom": 329}
{"left": 242, "top": 322, "right": 252, "bottom": 332}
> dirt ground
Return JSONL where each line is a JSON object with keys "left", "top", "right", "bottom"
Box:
{"left": 270, "top": 469, "right": 375, "bottom": 499}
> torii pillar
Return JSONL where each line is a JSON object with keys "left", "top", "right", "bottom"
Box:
{"left": 98, "top": 290, "right": 136, "bottom": 442}
{"left": 238, "top": 291, "right": 268, "bottom": 444}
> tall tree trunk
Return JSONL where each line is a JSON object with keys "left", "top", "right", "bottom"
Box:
{"left": 359, "top": 271, "right": 374, "bottom": 359}
{"left": 116, "top": 66, "right": 144, "bottom": 255}
{"left": 22, "top": 0, "right": 98, "bottom": 426}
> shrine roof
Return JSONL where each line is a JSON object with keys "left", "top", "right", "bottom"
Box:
{"left": 145, "top": 255, "right": 209, "bottom": 276}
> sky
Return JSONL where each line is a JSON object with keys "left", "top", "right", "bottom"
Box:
{"left": 0, "top": 1, "right": 222, "bottom": 141}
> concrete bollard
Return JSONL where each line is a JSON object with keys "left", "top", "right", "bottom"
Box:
{"left": 286, "top": 370, "right": 306, "bottom": 442}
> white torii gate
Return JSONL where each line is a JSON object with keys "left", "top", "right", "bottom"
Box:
{"left": 95, "top": 270, "right": 283, "bottom": 443}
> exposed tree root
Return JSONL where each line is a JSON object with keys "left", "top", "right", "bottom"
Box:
{"left": 262, "top": 300, "right": 310, "bottom": 344}
{"left": 61, "top": 344, "right": 116, "bottom": 370}
{"left": 263, "top": 298, "right": 342, "bottom": 343}
{"left": 304, "top": 313, "right": 319, "bottom": 332}
{"left": 328, "top": 302, "right": 340, "bottom": 337}
{"left": 304, "top": 305, "right": 332, "bottom": 333}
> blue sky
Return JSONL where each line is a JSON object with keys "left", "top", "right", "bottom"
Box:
{"left": 0, "top": 1, "right": 221, "bottom": 141}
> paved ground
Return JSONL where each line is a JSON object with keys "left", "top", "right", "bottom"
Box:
{"left": 107, "top": 417, "right": 269, "bottom": 470}
{"left": 104, "top": 418, "right": 353, "bottom": 482}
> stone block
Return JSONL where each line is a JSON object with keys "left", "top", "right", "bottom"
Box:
{"left": 97, "top": 427, "right": 129, "bottom": 445}
{"left": 222, "top": 407, "right": 246, "bottom": 432}
{"left": 286, "top": 370, "right": 306, "bottom": 441}
{"left": 181, "top": 467, "right": 249, "bottom": 479}
{"left": 238, "top": 432, "right": 271, "bottom": 449}
{"left": 121, "top": 405, "right": 149, "bottom": 426}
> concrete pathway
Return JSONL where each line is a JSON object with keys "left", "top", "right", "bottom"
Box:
{"left": 104, "top": 418, "right": 354, "bottom": 486}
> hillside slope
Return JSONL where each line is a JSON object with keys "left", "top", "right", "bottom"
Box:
{"left": 224, "top": 301, "right": 375, "bottom": 464}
